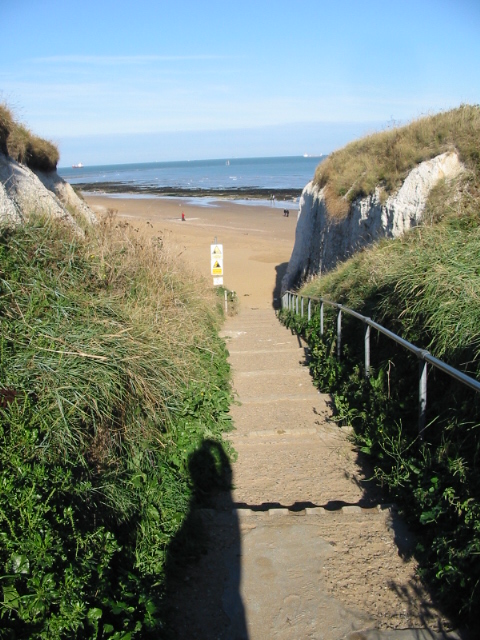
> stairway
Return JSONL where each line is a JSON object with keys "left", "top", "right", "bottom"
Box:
{"left": 167, "top": 307, "right": 458, "bottom": 640}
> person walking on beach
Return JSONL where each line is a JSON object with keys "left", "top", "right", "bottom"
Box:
{"left": 181, "top": 212, "right": 185, "bottom": 221}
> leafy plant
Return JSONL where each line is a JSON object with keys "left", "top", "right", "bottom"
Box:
{"left": 280, "top": 278, "right": 480, "bottom": 626}
{"left": 0, "top": 216, "right": 234, "bottom": 637}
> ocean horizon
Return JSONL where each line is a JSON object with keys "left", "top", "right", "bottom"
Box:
{"left": 58, "top": 155, "right": 325, "bottom": 205}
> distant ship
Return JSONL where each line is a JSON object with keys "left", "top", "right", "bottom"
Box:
{"left": 72, "top": 162, "right": 84, "bottom": 168}
{"left": 226, "top": 160, "right": 230, "bottom": 165}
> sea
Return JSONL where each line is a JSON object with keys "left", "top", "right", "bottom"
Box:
{"left": 58, "top": 155, "right": 324, "bottom": 209}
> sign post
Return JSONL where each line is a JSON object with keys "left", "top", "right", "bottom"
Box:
{"left": 211, "top": 241, "right": 224, "bottom": 286}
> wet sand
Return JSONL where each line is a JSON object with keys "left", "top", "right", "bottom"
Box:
{"left": 85, "top": 195, "right": 297, "bottom": 309}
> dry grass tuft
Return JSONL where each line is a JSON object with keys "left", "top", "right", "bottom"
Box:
{"left": 314, "top": 104, "right": 480, "bottom": 220}
{"left": 0, "top": 101, "right": 59, "bottom": 170}
{"left": 23, "top": 134, "right": 59, "bottom": 171}
{"left": 5, "top": 123, "right": 31, "bottom": 164}
{"left": 323, "top": 183, "right": 350, "bottom": 218}
{"left": 0, "top": 104, "right": 14, "bottom": 155}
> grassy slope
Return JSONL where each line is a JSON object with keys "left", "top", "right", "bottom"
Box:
{"left": 287, "top": 105, "right": 480, "bottom": 627}
{"left": 0, "top": 104, "right": 59, "bottom": 171}
{"left": 304, "top": 105, "right": 480, "bottom": 369}
{"left": 0, "top": 213, "right": 233, "bottom": 638}
{"left": 313, "top": 104, "right": 480, "bottom": 219}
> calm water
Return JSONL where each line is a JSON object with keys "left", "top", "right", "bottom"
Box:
{"left": 58, "top": 156, "right": 323, "bottom": 191}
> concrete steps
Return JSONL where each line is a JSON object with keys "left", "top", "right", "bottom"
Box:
{"left": 167, "top": 307, "right": 458, "bottom": 640}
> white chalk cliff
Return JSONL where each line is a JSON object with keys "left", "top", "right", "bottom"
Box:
{"left": 0, "top": 152, "right": 96, "bottom": 231}
{"left": 282, "top": 151, "right": 463, "bottom": 293}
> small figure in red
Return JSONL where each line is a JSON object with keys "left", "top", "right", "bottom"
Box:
{"left": 181, "top": 212, "right": 186, "bottom": 221}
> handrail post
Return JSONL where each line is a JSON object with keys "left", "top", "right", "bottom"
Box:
{"left": 337, "top": 307, "right": 342, "bottom": 358}
{"left": 419, "top": 359, "right": 427, "bottom": 439}
{"left": 279, "top": 290, "right": 480, "bottom": 443}
{"left": 301, "top": 296, "right": 304, "bottom": 317}
{"left": 365, "top": 324, "right": 371, "bottom": 378}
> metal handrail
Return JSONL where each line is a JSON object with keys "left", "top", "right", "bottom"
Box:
{"left": 282, "top": 291, "right": 480, "bottom": 437}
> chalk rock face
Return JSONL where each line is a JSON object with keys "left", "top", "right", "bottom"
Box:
{"left": 34, "top": 168, "right": 97, "bottom": 226}
{"left": 0, "top": 153, "right": 96, "bottom": 230}
{"left": 282, "top": 152, "right": 463, "bottom": 293}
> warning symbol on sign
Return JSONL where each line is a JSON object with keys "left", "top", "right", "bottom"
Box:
{"left": 211, "top": 258, "right": 223, "bottom": 276}
{"left": 210, "top": 243, "right": 224, "bottom": 277}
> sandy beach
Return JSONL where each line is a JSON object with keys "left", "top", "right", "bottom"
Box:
{"left": 85, "top": 195, "right": 297, "bottom": 309}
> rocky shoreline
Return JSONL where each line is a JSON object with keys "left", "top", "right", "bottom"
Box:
{"left": 76, "top": 183, "right": 303, "bottom": 201}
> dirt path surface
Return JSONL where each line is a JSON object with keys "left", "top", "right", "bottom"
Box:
{"left": 167, "top": 306, "right": 460, "bottom": 640}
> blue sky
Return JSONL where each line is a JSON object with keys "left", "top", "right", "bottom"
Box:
{"left": 1, "top": 0, "right": 479, "bottom": 166}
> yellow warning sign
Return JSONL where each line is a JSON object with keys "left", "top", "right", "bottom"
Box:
{"left": 211, "top": 258, "right": 223, "bottom": 275}
{"left": 210, "top": 243, "right": 224, "bottom": 276}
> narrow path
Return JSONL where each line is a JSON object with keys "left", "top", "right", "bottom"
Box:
{"left": 219, "top": 308, "right": 457, "bottom": 640}
{"left": 167, "top": 306, "right": 460, "bottom": 640}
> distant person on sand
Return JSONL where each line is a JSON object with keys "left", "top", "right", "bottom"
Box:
{"left": 181, "top": 212, "right": 185, "bottom": 221}
{"left": 283, "top": 209, "right": 290, "bottom": 217}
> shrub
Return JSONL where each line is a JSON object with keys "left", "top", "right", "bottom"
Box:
{"left": 0, "top": 214, "right": 233, "bottom": 637}
{"left": 284, "top": 106, "right": 480, "bottom": 627}
{"left": 282, "top": 199, "right": 480, "bottom": 627}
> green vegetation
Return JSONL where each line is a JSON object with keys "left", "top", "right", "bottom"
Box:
{"left": 0, "top": 212, "right": 233, "bottom": 637}
{"left": 281, "top": 105, "right": 480, "bottom": 628}
{"left": 314, "top": 104, "right": 480, "bottom": 219}
{"left": 215, "top": 286, "right": 239, "bottom": 316}
{"left": 0, "top": 104, "right": 59, "bottom": 171}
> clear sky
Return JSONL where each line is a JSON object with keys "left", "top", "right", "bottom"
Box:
{"left": 1, "top": 0, "right": 479, "bottom": 166}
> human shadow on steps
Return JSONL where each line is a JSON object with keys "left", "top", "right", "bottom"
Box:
{"left": 272, "top": 262, "right": 289, "bottom": 310}
{"left": 164, "top": 439, "right": 248, "bottom": 640}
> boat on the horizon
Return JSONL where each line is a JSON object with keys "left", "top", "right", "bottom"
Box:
{"left": 72, "top": 162, "right": 84, "bottom": 168}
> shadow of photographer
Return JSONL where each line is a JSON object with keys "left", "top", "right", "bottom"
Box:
{"left": 164, "top": 439, "right": 248, "bottom": 639}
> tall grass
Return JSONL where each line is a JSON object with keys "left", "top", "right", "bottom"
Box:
{"left": 0, "top": 104, "right": 14, "bottom": 155}
{"left": 0, "top": 103, "right": 59, "bottom": 171}
{"left": 290, "top": 104, "right": 480, "bottom": 627}
{"left": 0, "top": 213, "right": 233, "bottom": 637}
{"left": 314, "top": 104, "right": 480, "bottom": 219}
{"left": 302, "top": 182, "right": 480, "bottom": 368}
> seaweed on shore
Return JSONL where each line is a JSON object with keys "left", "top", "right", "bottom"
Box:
{"left": 75, "top": 183, "right": 303, "bottom": 201}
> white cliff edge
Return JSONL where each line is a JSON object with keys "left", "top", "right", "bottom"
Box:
{"left": 0, "top": 152, "right": 96, "bottom": 232}
{"left": 281, "top": 151, "right": 463, "bottom": 293}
